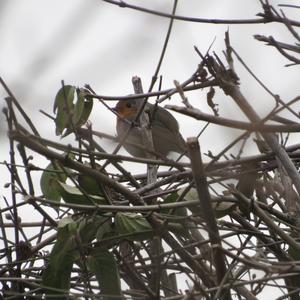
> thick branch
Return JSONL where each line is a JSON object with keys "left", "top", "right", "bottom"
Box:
{"left": 187, "top": 137, "right": 231, "bottom": 300}
{"left": 165, "top": 104, "right": 300, "bottom": 132}
{"left": 226, "top": 84, "right": 300, "bottom": 200}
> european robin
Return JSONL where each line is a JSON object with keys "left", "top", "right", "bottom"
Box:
{"left": 114, "top": 99, "right": 187, "bottom": 158}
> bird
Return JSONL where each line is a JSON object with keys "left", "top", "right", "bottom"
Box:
{"left": 113, "top": 99, "right": 187, "bottom": 158}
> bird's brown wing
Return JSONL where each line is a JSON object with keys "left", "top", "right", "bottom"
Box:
{"left": 151, "top": 122, "right": 186, "bottom": 155}
{"left": 148, "top": 104, "right": 180, "bottom": 134}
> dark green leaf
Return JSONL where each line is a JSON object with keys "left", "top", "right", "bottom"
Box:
{"left": 55, "top": 181, "right": 107, "bottom": 206}
{"left": 42, "top": 215, "right": 110, "bottom": 298}
{"left": 96, "top": 218, "right": 113, "bottom": 241}
{"left": 78, "top": 173, "right": 105, "bottom": 196}
{"left": 161, "top": 191, "right": 187, "bottom": 217}
{"left": 177, "top": 187, "right": 234, "bottom": 218}
{"left": 53, "top": 85, "right": 76, "bottom": 136}
{"left": 40, "top": 161, "right": 67, "bottom": 207}
{"left": 115, "top": 212, "right": 153, "bottom": 241}
{"left": 73, "top": 88, "right": 93, "bottom": 127}
{"left": 55, "top": 86, "right": 94, "bottom": 137}
{"left": 42, "top": 225, "right": 78, "bottom": 299}
{"left": 72, "top": 89, "right": 85, "bottom": 125}
{"left": 87, "top": 248, "right": 122, "bottom": 300}
{"left": 177, "top": 187, "right": 202, "bottom": 216}
{"left": 214, "top": 201, "right": 236, "bottom": 218}
{"left": 57, "top": 216, "right": 75, "bottom": 229}
{"left": 77, "top": 215, "right": 110, "bottom": 244}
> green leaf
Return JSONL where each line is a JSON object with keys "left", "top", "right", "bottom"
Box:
{"left": 289, "top": 245, "right": 300, "bottom": 261}
{"left": 95, "top": 227, "right": 122, "bottom": 249}
{"left": 77, "top": 173, "right": 105, "bottom": 196}
{"left": 57, "top": 216, "right": 75, "bottom": 229}
{"left": 53, "top": 85, "right": 93, "bottom": 137}
{"left": 96, "top": 218, "right": 113, "bottom": 241}
{"left": 53, "top": 85, "right": 76, "bottom": 136}
{"left": 78, "top": 215, "right": 110, "bottom": 244}
{"left": 214, "top": 201, "right": 236, "bottom": 218}
{"left": 55, "top": 181, "right": 107, "bottom": 206}
{"left": 177, "top": 187, "right": 234, "bottom": 218}
{"left": 77, "top": 162, "right": 110, "bottom": 197}
{"left": 40, "top": 161, "right": 67, "bottom": 206}
{"left": 161, "top": 191, "right": 187, "bottom": 217}
{"left": 87, "top": 248, "right": 122, "bottom": 300}
{"left": 42, "top": 215, "right": 108, "bottom": 298}
{"left": 73, "top": 88, "right": 93, "bottom": 127}
{"left": 59, "top": 88, "right": 93, "bottom": 137}
{"left": 157, "top": 192, "right": 190, "bottom": 238}
{"left": 72, "top": 89, "right": 85, "bottom": 125}
{"left": 42, "top": 226, "right": 78, "bottom": 299}
{"left": 177, "top": 187, "right": 202, "bottom": 216}
{"left": 115, "top": 212, "right": 153, "bottom": 241}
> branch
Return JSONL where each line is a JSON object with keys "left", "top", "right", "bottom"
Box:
{"left": 102, "top": 0, "right": 267, "bottom": 24}
{"left": 232, "top": 190, "right": 300, "bottom": 252}
{"left": 205, "top": 55, "right": 300, "bottom": 201}
{"left": 187, "top": 137, "right": 231, "bottom": 300}
{"left": 165, "top": 104, "right": 300, "bottom": 132}
{"left": 86, "top": 80, "right": 216, "bottom": 102}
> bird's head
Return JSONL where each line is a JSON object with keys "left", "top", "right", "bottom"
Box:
{"left": 113, "top": 100, "right": 139, "bottom": 119}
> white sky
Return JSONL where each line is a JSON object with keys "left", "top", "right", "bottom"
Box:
{"left": 0, "top": 0, "right": 300, "bottom": 298}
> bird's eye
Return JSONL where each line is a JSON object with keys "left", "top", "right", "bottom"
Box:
{"left": 126, "top": 102, "right": 132, "bottom": 108}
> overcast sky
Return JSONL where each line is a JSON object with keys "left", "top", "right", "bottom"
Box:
{"left": 0, "top": 1, "right": 299, "bottom": 297}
